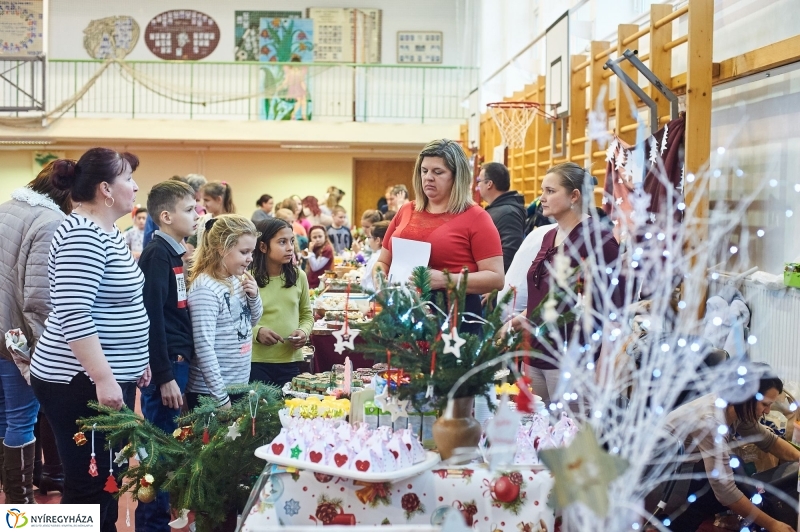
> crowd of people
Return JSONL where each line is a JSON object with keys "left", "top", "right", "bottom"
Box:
{"left": 0, "top": 139, "right": 796, "bottom": 532}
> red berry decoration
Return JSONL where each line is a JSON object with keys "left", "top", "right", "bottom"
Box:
{"left": 508, "top": 472, "right": 524, "bottom": 486}
{"left": 492, "top": 476, "right": 520, "bottom": 504}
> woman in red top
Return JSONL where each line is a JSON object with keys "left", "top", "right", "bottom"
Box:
{"left": 508, "top": 162, "right": 622, "bottom": 405}
{"left": 305, "top": 225, "right": 334, "bottom": 289}
{"left": 376, "top": 139, "right": 504, "bottom": 333}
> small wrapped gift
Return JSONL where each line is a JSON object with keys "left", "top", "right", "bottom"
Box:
{"left": 4, "top": 329, "right": 32, "bottom": 385}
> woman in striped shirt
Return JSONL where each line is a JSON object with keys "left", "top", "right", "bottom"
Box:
{"left": 30, "top": 148, "right": 150, "bottom": 532}
{"left": 186, "top": 215, "right": 262, "bottom": 409}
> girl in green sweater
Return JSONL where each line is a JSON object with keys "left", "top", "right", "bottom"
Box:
{"left": 250, "top": 218, "right": 314, "bottom": 387}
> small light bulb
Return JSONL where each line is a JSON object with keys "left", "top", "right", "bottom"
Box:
{"left": 757, "top": 229, "right": 765, "bottom": 237}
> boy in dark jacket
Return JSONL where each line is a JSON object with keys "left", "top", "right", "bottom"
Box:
{"left": 478, "top": 162, "right": 526, "bottom": 272}
{"left": 136, "top": 180, "right": 199, "bottom": 531}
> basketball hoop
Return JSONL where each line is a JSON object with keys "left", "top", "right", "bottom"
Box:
{"left": 487, "top": 102, "right": 545, "bottom": 149}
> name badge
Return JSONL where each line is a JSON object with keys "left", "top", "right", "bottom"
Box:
{"left": 174, "top": 266, "right": 187, "bottom": 308}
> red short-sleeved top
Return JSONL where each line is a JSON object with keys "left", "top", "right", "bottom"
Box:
{"left": 384, "top": 202, "right": 502, "bottom": 273}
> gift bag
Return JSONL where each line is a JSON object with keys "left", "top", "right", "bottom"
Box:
{"left": 4, "top": 329, "right": 32, "bottom": 385}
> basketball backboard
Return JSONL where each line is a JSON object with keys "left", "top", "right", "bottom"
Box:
{"left": 546, "top": 11, "right": 569, "bottom": 118}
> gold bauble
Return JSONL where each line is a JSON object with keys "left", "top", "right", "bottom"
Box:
{"left": 137, "top": 485, "right": 156, "bottom": 504}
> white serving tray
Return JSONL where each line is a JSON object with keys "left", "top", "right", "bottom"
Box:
{"left": 254, "top": 448, "right": 441, "bottom": 483}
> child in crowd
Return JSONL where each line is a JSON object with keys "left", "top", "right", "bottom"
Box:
{"left": 250, "top": 219, "right": 314, "bottom": 387}
{"left": 327, "top": 205, "right": 353, "bottom": 254}
{"left": 361, "top": 221, "right": 389, "bottom": 293}
{"left": 136, "top": 180, "right": 198, "bottom": 530}
{"left": 356, "top": 209, "right": 383, "bottom": 256}
{"left": 186, "top": 215, "right": 262, "bottom": 409}
{"left": 274, "top": 208, "right": 303, "bottom": 264}
{"left": 124, "top": 206, "right": 147, "bottom": 260}
{"left": 188, "top": 181, "right": 235, "bottom": 252}
{"left": 305, "top": 225, "right": 334, "bottom": 289}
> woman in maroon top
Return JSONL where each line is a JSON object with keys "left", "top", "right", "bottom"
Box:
{"left": 509, "top": 162, "right": 622, "bottom": 405}
{"left": 376, "top": 139, "right": 504, "bottom": 333}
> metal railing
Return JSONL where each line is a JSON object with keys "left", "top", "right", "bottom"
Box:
{"left": 1, "top": 59, "right": 477, "bottom": 124}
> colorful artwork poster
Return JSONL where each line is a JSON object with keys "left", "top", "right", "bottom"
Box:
{"left": 258, "top": 17, "right": 313, "bottom": 63}
{"left": 234, "top": 10, "right": 301, "bottom": 61}
{"left": 0, "top": 1, "right": 43, "bottom": 56}
{"left": 258, "top": 18, "right": 314, "bottom": 121}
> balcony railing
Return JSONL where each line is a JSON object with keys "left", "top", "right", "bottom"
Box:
{"left": 0, "top": 58, "right": 478, "bottom": 124}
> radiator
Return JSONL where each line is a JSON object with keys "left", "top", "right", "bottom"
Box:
{"left": 734, "top": 279, "right": 800, "bottom": 384}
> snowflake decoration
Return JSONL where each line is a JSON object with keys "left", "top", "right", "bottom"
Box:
{"left": 660, "top": 123, "right": 669, "bottom": 156}
{"left": 332, "top": 327, "right": 360, "bottom": 354}
{"left": 588, "top": 109, "right": 612, "bottom": 146}
{"left": 614, "top": 197, "right": 624, "bottom": 206}
{"left": 283, "top": 499, "right": 300, "bottom": 517}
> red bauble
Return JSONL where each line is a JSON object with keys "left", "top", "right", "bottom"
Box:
{"left": 492, "top": 476, "right": 520, "bottom": 503}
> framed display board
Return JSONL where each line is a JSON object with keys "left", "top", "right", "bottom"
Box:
{"left": 144, "top": 10, "right": 219, "bottom": 60}
{"left": 397, "top": 31, "right": 442, "bottom": 64}
{"left": 545, "top": 11, "right": 569, "bottom": 118}
{"left": 0, "top": 0, "right": 43, "bottom": 56}
{"left": 306, "top": 7, "right": 381, "bottom": 63}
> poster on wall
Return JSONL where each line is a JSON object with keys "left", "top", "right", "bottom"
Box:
{"left": 0, "top": 0, "right": 43, "bottom": 56}
{"left": 83, "top": 16, "right": 139, "bottom": 59}
{"left": 397, "top": 31, "right": 442, "bottom": 64}
{"left": 234, "top": 10, "right": 301, "bottom": 61}
{"left": 306, "top": 8, "right": 381, "bottom": 63}
{"left": 259, "top": 18, "right": 314, "bottom": 121}
{"left": 144, "top": 10, "right": 219, "bottom": 60}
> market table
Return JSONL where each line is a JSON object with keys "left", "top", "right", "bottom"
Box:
{"left": 310, "top": 329, "right": 374, "bottom": 373}
{"left": 240, "top": 464, "right": 555, "bottom": 531}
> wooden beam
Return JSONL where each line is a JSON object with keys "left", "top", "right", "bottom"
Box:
{"left": 615, "top": 24, "right": 640, "bottom": 145}
{"left": 533, "top": 75, "right": 548, "bottom": 197}
{"left": 684, "top": 0, "right": 714, "bottom": 318}
{"left": 650, "top": 3, "right": 674, "bottom": 122}
{"left": 569, "top": 54, "right": 588, "bottom": 170}
{"left": 590, "top": 41, "right": 611, "bottom": 180}
{"left": 716, "top": 34, "right": 800, "bottom": 84}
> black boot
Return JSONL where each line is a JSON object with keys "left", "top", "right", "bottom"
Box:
{"left": 37, "top": 414, "right": 63, "bottom": 495}
{"left": 3, "top": 441, "right": 36, "bottom": 503}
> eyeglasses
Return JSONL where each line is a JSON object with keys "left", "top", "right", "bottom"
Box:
{"left": 475, "top": 178, "right": 491, "bottom": 185}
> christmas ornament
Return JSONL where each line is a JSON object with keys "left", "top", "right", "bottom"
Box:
{"left": 331, "top": 327, "right": 359, "bottom": 354}
{"left": 383, "top": 396, "right": 409, "bottom": 422}
{"left": 168, "top": 508, "right": 190, "bottom": 529}
{"left": 104, "top": 447, "right": 118, "bottom": 493}
{"left": 202, "top": 413, "right": 213, "bottom": 445}
{"left": 137, "top": 485, "right": 156, "bottom": 504}
{"left": 248, "top": 390, "right": 259, "bottom": 436}
{"left": 226, "top": 421, "right": 242, "bottom": 441}
{"left": 660, "top": 123, "right": 669, "bottom": 156}
{"left": 73, "top": 432, "right": 87, "bottom": 446}
{"left": 538, "top": 425, "right": 629, "bottom": 516}
{"left": 442, "top": 329, "right": 465, "bottom": 359}
{"left": 514, "top": 376, "right": 536, "bottom": 414}
{"left": 173, "top": 426, "right": 192, "bottom": 441}
{"left": 114, "top": 449, "right": 128, "bottom": 466}
{"left": 137, "top": 446, "right": 149, "bottom": 460}
{"left": 88, "top": 425, "right": 99, "bottom": 477}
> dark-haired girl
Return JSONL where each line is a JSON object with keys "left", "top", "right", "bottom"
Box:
{"left": 29, "top": 148, "right": 151, "bottom": 531}
{"left": 250, "top": 218, "right": 313, "bottom": 388}
{"left": 304, "top": 225, "right": 334, "bottom": 290}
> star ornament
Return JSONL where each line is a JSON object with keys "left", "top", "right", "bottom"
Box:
{"left": 383, "top": 396, "right": 409, "bottom": 422}
{"left": 290, "top": 445, "right": 303, "bottom": 459}
{"left": 442, "top": 329, "right": 465, "bottom": 359}
{"left": 332, "top": 327, "right": 360, "bottom": 354}
{"left": 225, "top": 422, "right": 242, "bottom": 441}
{"left": 538, "top": 426, "right": 628, "bottom": 517}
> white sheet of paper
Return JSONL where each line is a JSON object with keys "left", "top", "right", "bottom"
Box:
{"left": 388, "top": 237, "right": 431, "bottom": 285}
